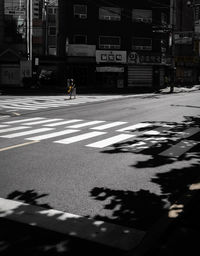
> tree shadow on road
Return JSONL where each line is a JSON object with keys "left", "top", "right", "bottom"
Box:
{"left": 88, "top": 115, "right": 200, "bottom": 234}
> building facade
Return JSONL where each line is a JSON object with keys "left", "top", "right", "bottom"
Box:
{"left": 57, "top": 0, "right": 171, "bottom": 92}
{"left": 174, "top": 0, "right": 200, "bottom": 85}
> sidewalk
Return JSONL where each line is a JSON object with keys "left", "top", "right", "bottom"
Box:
{"left": 160, "top": 84, "right": 200, "bottom": 94}
{"left": 1, "top": 183, "right": 200, "bottom": 256}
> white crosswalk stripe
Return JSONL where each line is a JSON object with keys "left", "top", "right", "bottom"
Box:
{"left": 4, "top": 117, "right": 45, "bottom": 124}
{"left": 1, "top": 128, "right": 54, "bottom": 138}
{"left": 66, "top": 120, "right": 106, "bottom": 129}
{"left": 23, "top": 119, "right": 63, "bottom": 125}
{"left": 54, "top": 131, "right": 106, "bottom": 144}
{"left": 91, "top": 121, "right": 127, "bottom": 130}
{"left": 44, "top": 119, "right": 83, "bottom": 127}
{"left": 26, "top": 129, "right": 80, "bottom": 141}
{"left": 86, "top": 134, "right": 136, "bottom": 148}
{"left": 0, "top": 126, "right": 30, "bottom": 134}
{"left": 0, "top": 116, "right": 199, "bottom": 156}
{"left": 117, "top": 123, "right": 152, "bottom": 132}
{"left": 0, "top": 125, "right": 9, "bottom": 128}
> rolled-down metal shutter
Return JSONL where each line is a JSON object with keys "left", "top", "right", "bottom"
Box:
{"left": 128, "top": 65, "right": 152, "bottom": 87}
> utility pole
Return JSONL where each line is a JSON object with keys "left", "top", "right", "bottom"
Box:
{"left": 27, "top": 0, "right": 33, "bottom": 61}
{"left": 170, "top": 0, "right": 176, "bottom": 92}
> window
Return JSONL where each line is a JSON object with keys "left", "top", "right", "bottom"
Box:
{"left": 48, "top": 26, "right": 56, "bottom": 36}
{"left": 73, "top": 34, "right": 87, "bottom": 44}
{"left": 132, "top": 9, "right": 152, "bottom": 23}
{"left": 74, "top": 4, "right": 87, "bottom": 19}
{"left": 99, "top": 7, "right": 121, "bottom": 21}
{"left": 132, "top": 37, "right": 152, "bottom": 50}
{"left": 99, "top": 36, "right": 121, "bottom": 49}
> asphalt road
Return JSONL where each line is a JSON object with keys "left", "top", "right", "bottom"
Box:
{"left": 0, "top": 91, "right": 200, "bottom": 253}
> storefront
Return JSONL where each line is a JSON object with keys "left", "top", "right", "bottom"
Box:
{"left": 127, "top": 52, "right": 165, "bottom": 90}
{"left": 96, "top": 50, "right": 127, "bottom": 91}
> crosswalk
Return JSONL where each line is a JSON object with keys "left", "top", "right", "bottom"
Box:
{"left": 0, "top": 95, "right": 133, "bottom": 111}
{"left": 0, "top": 116, "right": 199, "bottom": 157}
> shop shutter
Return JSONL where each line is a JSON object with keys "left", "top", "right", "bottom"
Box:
{"left": 128, "top": 65, "right": 152, "bottom": 87}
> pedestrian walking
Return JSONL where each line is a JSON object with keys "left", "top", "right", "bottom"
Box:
{"left": 68, "top": 78, "right": 76, "bottom": 99}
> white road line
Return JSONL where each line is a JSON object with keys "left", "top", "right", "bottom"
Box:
{"left": 44, "top": 119, "right": 83, "bottom": 127}
{"left": 91, "top": 121, "right": 127, "bottom": 130}
{"left": 0, "top": 126, "right": 30, "bottom": 134}
{"left": 1, "top": 128, "right": 54, "bottom": 138}
{"left": 160, "top": 140, "right": 199, "bottom": 158}
{"left": 117, "top": 123, "right": 152, "bottom": 132}
{"left": 0, "top": 125, "right": 9, "bottom": 128}
{"left": 54, "top": 131, "right": 106, "bottom": 144}
{"left": 26, "top": 129, "right": 80, "bottom": 141}
{"left": 23, "top": 119, "right": 63, "bottom": 125}
{"left": 0, "top": 197, "right": 145, "bottom": 250}
{"left": 177, "top": 127, "right": 200, "bottom": 139}
{"left": 4, "top": 117, "right": 45, "bottom": 124}
{"left": 86, "top": 134, "right": 136, "bottom": 148}
{"left": 66, "top": 120, "right": 106, "bottom": 129}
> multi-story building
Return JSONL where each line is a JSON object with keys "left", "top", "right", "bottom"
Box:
{"left": 57, "top": 0, "right": 171, "bottom": 92}
{"left": 174, "top": 0, "right": 200, "bottom": 85}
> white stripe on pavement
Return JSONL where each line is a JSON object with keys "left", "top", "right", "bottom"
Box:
{"left": 3, "top": 117, "right": 45, "bottom": 124}
{"left": 160, "top": 140, "right": 199, "bottom": 158}
{"left": 117, "top": 123, "right": 152, "bottom": 132}
{"left": 26, "top": 129, "right": 80, "bottom": 141}
{"left": 0, "top": 197, "right": 145, "bottom": 250}
{"left": 91, "top": 121, "right": 127, "bottom": 130}
{"left": 0, "top": 126, "right": 30, "bottom": 134}
{"left": 54, "top": 131, "right": 106, "bottom": 144}
{"left": 66, "top": 120, "right": 106, "bottom": 129}
{"left": 86, "top": 134, "right": 136, "bottom": 148}
{"left": 44, "top": 119, "right": 83, "bottom": 127}
{"left": 1, "top": 128, "right": 54, "bottom": 138}
{"left": 23, "top": 119, "right": 63, "bottom": 125}
{"left": 0, "top": 125, "right": 9, "bottom": 128}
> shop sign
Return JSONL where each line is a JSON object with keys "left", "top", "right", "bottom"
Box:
{"left": 96, "top": 67, "right": 124, "bottom": 72}
{"left": 68, "top": 45, "right": 96, "bottom": 57}
{"left": 96, "top": 50, "right": 127, "bottom": 63}
{"left": 128, "top": 52, "right": 161, "bottom": 64}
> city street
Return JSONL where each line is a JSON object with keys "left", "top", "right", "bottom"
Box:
{"left": 0, "top": 90, "right": 200, "bottom": 255}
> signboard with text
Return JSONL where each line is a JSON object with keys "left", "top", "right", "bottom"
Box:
{"left": 96, "top": 50, "right": 127, "bottom": 63}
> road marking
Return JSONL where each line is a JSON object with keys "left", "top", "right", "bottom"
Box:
{"left": 1, "top": 128, "right": 54, "bottom": 138}
{"left": 117, "top": 122, "right": 152, "bottom": 132}
{"left": 66, "top": 120, "right": 106, "bottom": 129}
{"left": 23, "top": 118, "right": 63, "bottom": 125}
{"left": 0, "top": 141, "right": 39, "bottom": 152}
{"left": 26, "top": 129, "right": 80, "bottom": 141}
{"left": 91, "top": 121, "right": 127, "bottom": 130}
{"left": 44, "top": 119, "right": 83, "bottom": 127}
{"left": 177, "top": 127, "right": 200, "bottom": 138}
{"left": 159, "top": 140, "right": 199, "bottom": 158}
{"left": 0, "top": 126, "right": 30, "bottom": 134}
{"left": 54, "top": 131, "right": 106, "bottom": 144}
{"left": 3, "top": 117, "right": 45, "bottom": 124}
{"left": 0, "top": 197, "right": 145, "bottom": 250}
{"left": 86, "top": 134, "right": 136, "bottom": 148}
{"left": 0, "top": 125, "right": 9, "bottom": 128}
